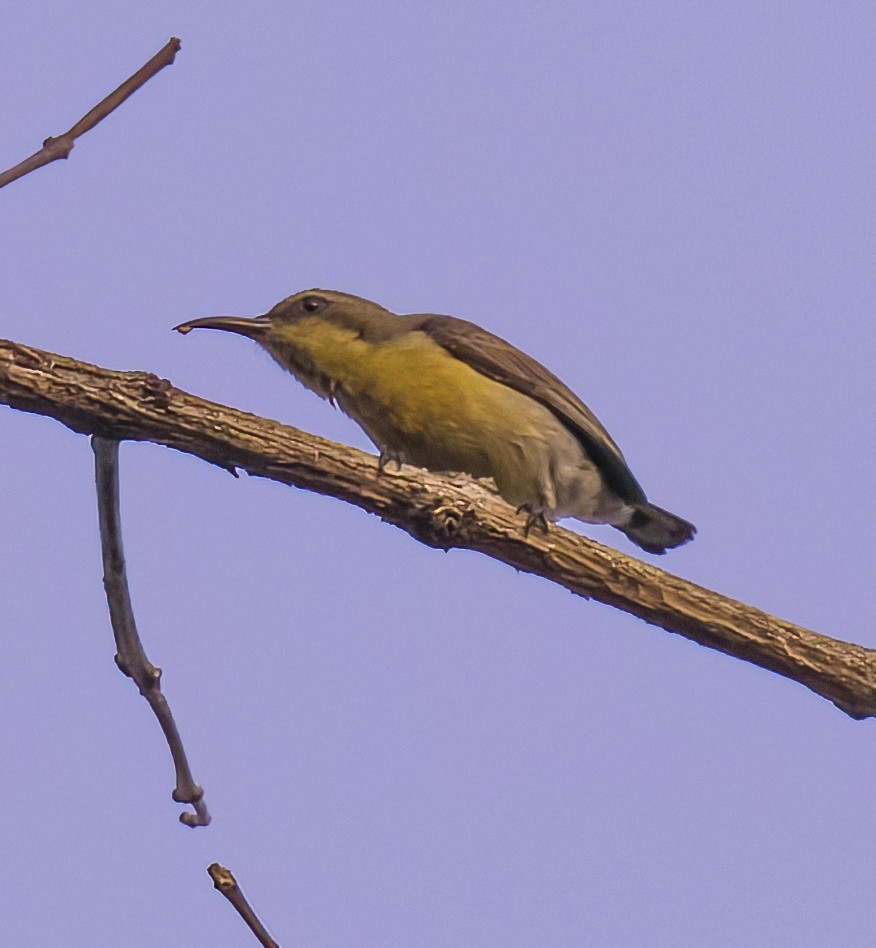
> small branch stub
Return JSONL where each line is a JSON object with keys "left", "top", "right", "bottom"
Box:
{"left": 208, "top": 863, "right": 279, "bottom": 948}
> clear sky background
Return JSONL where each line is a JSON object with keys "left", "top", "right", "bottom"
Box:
{"left": 3, "top": 2, "right": 876, "bottom": 945}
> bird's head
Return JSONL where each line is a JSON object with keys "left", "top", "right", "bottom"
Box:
{"left": 174, "top": 288, "right": 401, "bottom": 397}
{"left": 174, "top": 288, "right": 394, "bottom": 341}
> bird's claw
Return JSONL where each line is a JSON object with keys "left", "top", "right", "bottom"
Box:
{"left": 377, "top": 451, "right": 404, "bottom": 475}
{"left": 517, "top": 504, "right": 550, "bottom": 537}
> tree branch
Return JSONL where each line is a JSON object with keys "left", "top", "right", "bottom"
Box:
{"left": 208, "top": 863, "right": 279, "bottom": 948}
{"left": 93, "top": 436, "right": 210, "bottom": 827}
{"left": 3, "top": 337, "right": 875, "bottom": 719}
{"left": 0, "top": 37, "right": 181, "bottom": 189}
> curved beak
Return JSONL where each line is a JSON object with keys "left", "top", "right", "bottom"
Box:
{"left": 173, "top": 314, "right": 272, "bottom": 338}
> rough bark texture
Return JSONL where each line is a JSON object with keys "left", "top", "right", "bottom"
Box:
{"left": 3, "top": 337, "right": 876, "bottom": 719}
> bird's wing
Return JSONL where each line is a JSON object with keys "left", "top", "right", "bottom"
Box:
{"left": 415, "top": 314, "right": 647, "bottom": 505}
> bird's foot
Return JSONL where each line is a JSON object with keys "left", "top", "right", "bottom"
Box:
{"left": 517, "top": 504, "right": 551, "bottom": 537}
{"left": 377, "top": 451, "right": 404, "bottom": 475}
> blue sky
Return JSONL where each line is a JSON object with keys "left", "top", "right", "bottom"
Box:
{"left": 3, "top": 2, "right": 876, "bottom": 944}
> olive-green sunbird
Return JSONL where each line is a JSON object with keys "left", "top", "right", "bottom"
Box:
{"left": 175, "top": 289, "right": 695, "bottom": 554}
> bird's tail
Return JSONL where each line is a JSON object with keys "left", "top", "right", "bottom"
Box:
{"left": 621, "top": 503, "right": 696, "bottom": 555}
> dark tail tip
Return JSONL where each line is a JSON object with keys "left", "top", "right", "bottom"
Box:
{"left": 622, "top": 504, "right": 696, "bottom": 555}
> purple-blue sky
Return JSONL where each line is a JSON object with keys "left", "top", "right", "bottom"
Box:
{"left": 3, "top": 2, "right": 876, "bottom": 945}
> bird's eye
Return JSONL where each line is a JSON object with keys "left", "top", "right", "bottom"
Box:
{"left": 301, "top": 295, "right": 325, "bottom": 314}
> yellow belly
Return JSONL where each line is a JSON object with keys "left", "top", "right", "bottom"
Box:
{"left": 267, "top": 318, "right": 610, "bottom": 517}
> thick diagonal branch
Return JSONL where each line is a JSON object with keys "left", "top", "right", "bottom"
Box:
{"left": 3, "top": 337, "right": 876, "bottom": 719}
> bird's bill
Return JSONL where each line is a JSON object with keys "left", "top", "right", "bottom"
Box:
{"left": 173, "top": 314, "right": 271, "bottom": 337}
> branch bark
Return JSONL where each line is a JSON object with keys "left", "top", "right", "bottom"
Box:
{"left": 3, "top": 337, "right": 876, "bottom": 719}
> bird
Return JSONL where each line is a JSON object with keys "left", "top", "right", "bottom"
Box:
{"left": 174, "top": 289, "right": 695, "bottom": 553}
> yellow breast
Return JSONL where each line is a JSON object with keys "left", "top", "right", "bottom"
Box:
{"left": 269, "top": 318, "right": 554, "bottom": 479}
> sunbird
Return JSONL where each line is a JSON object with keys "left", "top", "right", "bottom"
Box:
{"left": 175, "top": 289, "right": 695, "bottom": 553}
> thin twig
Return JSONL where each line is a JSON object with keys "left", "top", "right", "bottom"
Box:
{"left": 208, "top": 863, "right": 280, "bottom": 948}
{"left": 0, "top": 37, "right": 181, "bottom": 189}
{"left": 2, "top": 340, "right": 875, "bottom": 719}
{"left": 92, "top": 435, "right": 210, "bottom": 827}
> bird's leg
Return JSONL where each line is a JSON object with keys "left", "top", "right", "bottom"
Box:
{"left": 377, "top": 449, "right": 404, "bottom": 475}
{"left": 517, "top": 503, "right": 551, "bottom": 537}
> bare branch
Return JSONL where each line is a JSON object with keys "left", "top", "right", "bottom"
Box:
{"left": 92, "top": 435, "right": 209, "bottom": 827}
{"left": 3, "top": 337, "right": 876, "bottom": 719}
{"left": 0, "top": 37, "right": 181, "bottom": 189}
{"left": 208, "top": 863, "right": 279, "bottom": 948}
